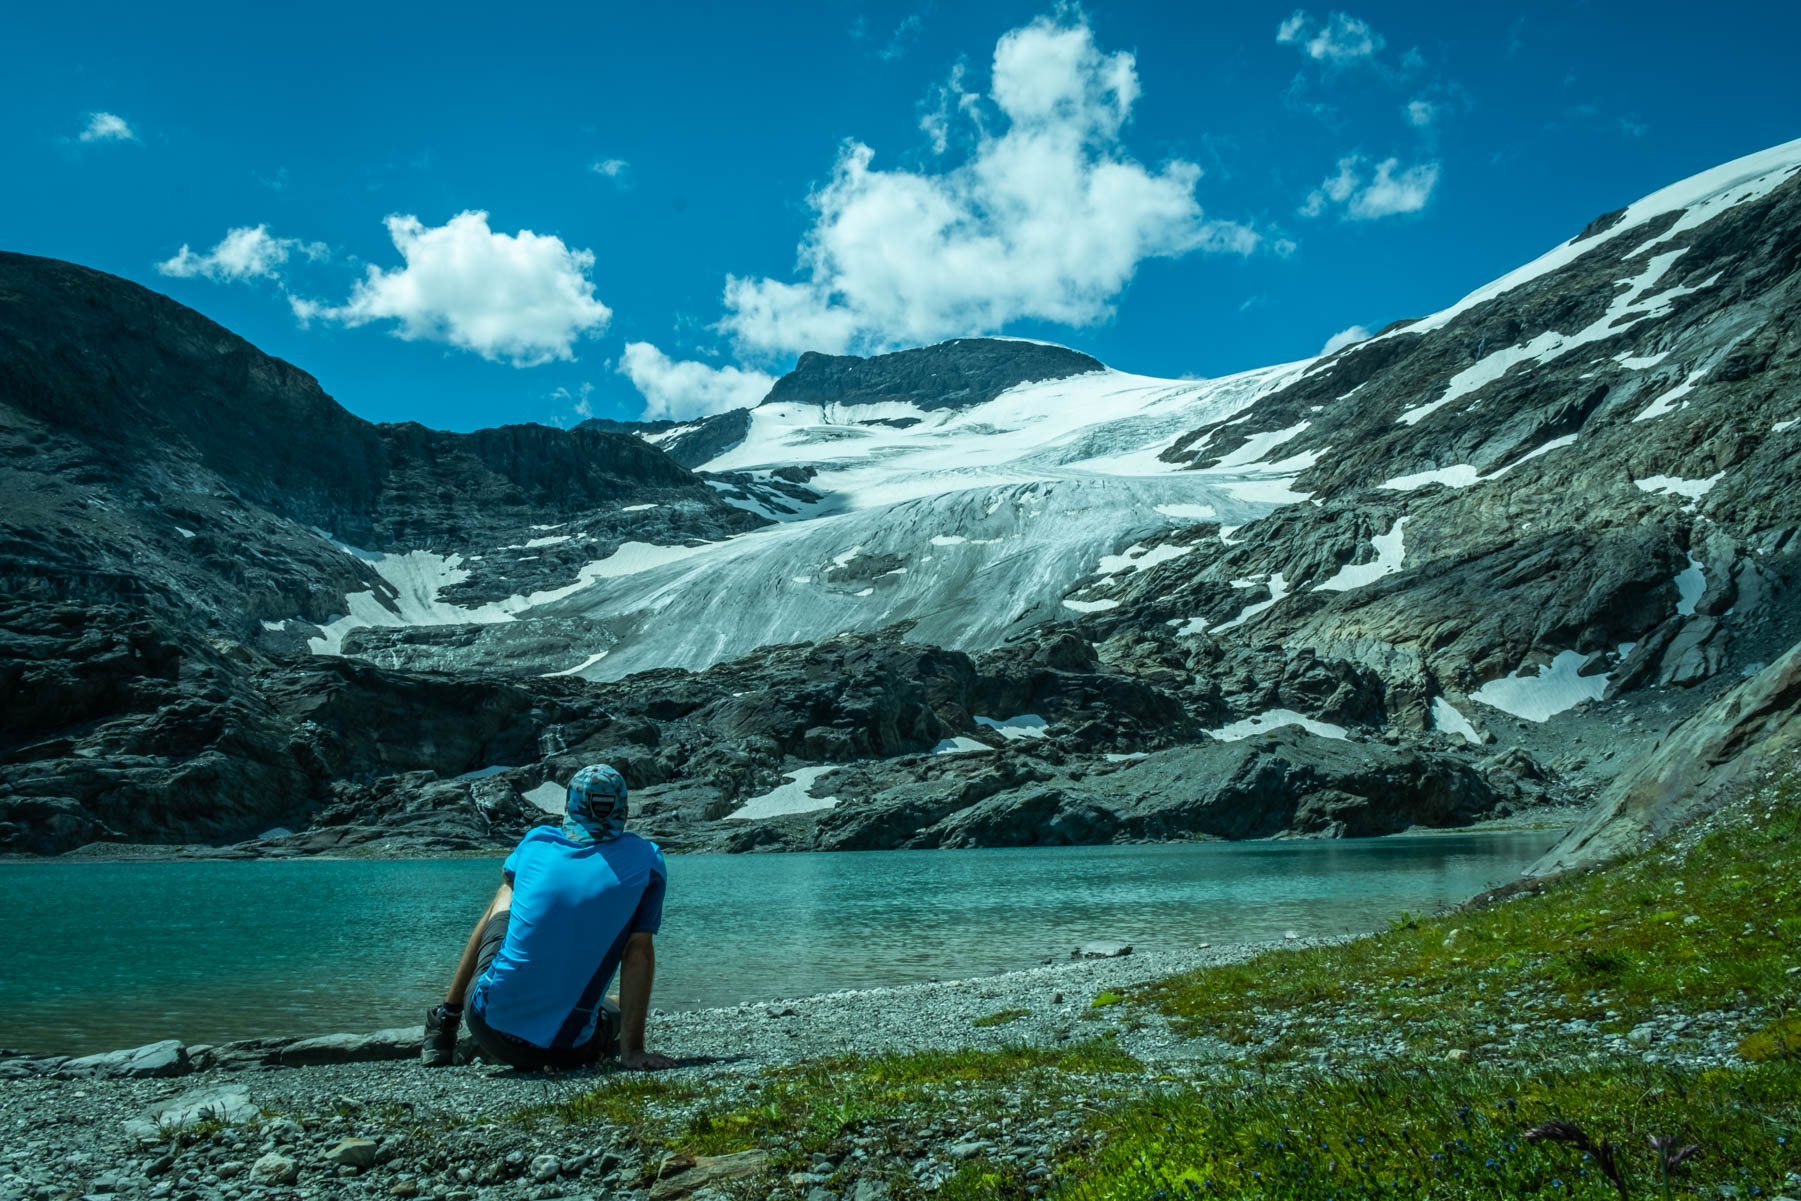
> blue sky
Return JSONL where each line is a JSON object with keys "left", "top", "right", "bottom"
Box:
{"left": 5, "top": 1, "right": 1796, "bottom": 431}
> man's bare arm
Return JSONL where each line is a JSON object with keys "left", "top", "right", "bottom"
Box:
{"left": 617, "top": 932, "right": 675, "bottom": 1070}
{"left": 444, "top": 880, "right": 512, "bottom": 1008}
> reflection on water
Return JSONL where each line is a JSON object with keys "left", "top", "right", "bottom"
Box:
{"left": 0, "top": 831, "right": 1556, "bottom": 1054}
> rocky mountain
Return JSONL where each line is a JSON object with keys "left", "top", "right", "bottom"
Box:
{"left": 573, "top": 338, "right": 1100, "bottom": 471}
{"left": 0, "top": 252, "right": 766, "bottom": 647}
{"left": 760, "top": 339, "right": 1105, "bottom": 411}
{"left": 575, "top": 410, "right": 751, "bottom": 471}
{"left": 4, "top": 140, "right": 1799, "bottom": 860}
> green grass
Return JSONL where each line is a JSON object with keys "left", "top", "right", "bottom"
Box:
{"left": 1056, "top": 1058, "right": 1801, "bottom": 1200}
{"left": 523, "top": 765, "right": 1801, "bottom": 1201}
{"left": 971, "top": 1008, "right": 1031, "bottom": 1027}
{"left": 1137, "top": 770, "right": 1801, "bottom": 1061}
{"left": 1739, "top": 1014, "right": 1801, "bottom": 1063}
{"left": 542, "top": 1075, "right": 708, "bottom": 1126}
{"left": 534, "top": 1041, "right": 1141, "bottom": 1162}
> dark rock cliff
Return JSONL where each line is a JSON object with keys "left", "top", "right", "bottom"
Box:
{"left": 761, "top": 338, "right": 1104, "bottom": 412}
{"left": 0, "top": 251, "right": 764, "bottom": 637}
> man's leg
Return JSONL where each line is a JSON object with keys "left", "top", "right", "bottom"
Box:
{"left": 570, "top": 999, "right": 622, "bottom": 1067}
{"left": 423, "top": 881, "right": 512, "bottom": 1067}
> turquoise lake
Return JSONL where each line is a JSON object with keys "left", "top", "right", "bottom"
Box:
{"left": 0, "top": 832, "right": 1557, "bottom": 1055}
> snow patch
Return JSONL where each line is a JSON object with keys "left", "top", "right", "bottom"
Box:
{"left": 1635, "top": 472, "right": 1725, "bottom": 501}
{"left": 1400, "top": 331, "right": 1566, "bottom": 425}
{"left": 1674, "top": 556, "right": 1705, "bottom": 617}
{"left": 621, "top": 503, "right": 658, "bottom": 512}
{"left": 1380, "top": 464, "right": 1481, "bottom": 491}
{"left": 1314, "top": 518, "right": 1407, "bottom": 592}
{"left": 1207, "top": 710, "right": 1349, "bottom": 742}
{"left": 1633, "top": 373, "right": 1704, "bottom": 422}
{"left": 1155, "top": 503, "right": 1218, "bottom": 521}
{"left": 1211, "top": 572, "right": 1290, "bottom": 633}
{"left": 1470, "top": 651, "right": 1608, "bottom": 722}
{"left": 1212, "top": 421, "right": 1310, "bottom": 469}
{"left": 1773, "top": 418, "right": 1797, "bottom": 433}
{"left": 726, "top": 766, "right": 839, "bottom": 821}
{"left": 306, "top": 539, "right": 709, "bottom": 655}
{"left": 307, "top": 548, "right": 512, "bottom": 655}
{"left": 974, "top": 714, "right": 1049, "bottom": 740}
{"left": 931, "top": 736, "right": 993, "bottom": 755}
{"left": 174, "top": 527, "right": 196, "bottom": 539}
{"left": 1062, "top": 597, "right": 1120, "bottom": 613}
{"left": 1097, "top": 542, "right": 1194, "bottom": 575}
{"left": 542, "top": 651, "right": 609, "bottom": 678}
{"left": 1431, "top": 698, "right": 1481, "bottom": 746}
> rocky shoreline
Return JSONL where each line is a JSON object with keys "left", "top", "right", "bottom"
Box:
{"left": 0, "top": 942, "right": 1285, "bottom": 1201}
{"left": 3, "top": 903, "right": 1781, "bottom": 1201}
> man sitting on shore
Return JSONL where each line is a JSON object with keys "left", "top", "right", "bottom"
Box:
{"left": 421, "top": 764, "right": 676, "bottom": 1072}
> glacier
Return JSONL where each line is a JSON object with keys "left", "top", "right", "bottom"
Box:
{"left": 301, "top": 360, "right": 1328, "bottom": 679}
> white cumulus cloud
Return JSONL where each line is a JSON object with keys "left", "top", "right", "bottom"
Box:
{"left": 291, "top": 211, "right": 612, "bottom": 367}
{"left": 1319, "top": 324, "right": 1370, "bottom": 354}
{"left": 1300, "top": 154, "right": 1438, "bottom": 220}
{"left": 1276, "top": 10, "right": 1385, "bottom": 63}
{"left": 716, "top": 12, "right": 1254, "bottom": 359}
{"left": 592, "top": 158, "right": 631, "bottom": 182}
{"left": 156, "top": 225, "right": 328, "bottom": 282}
{"left": 1405, "top": 98, "right": 1438, "bottom": 127}
{"left": 619, "top": 342, "right": 776, "bottom": 421}
{"left": 79, "top": 112, "right": 136, "bottom": 142}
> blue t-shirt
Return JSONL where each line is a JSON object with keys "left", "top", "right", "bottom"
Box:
{"left": 470, "top": 826, "right": 666, "bottom": 1049}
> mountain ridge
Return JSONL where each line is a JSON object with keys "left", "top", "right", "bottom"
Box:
{"left": 4, "top": 139, "right": 1800, "bottom": 862}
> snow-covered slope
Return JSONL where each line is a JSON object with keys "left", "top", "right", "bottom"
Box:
{"left": 312, "top": 361, "right": 1331, "bottom": 678}
{"left": 300, "top": 138, "right": 1801, "bottom": 695}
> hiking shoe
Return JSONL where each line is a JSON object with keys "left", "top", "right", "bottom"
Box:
{"left": 422, "top": 1004, "right": 460, "bottom": 1067}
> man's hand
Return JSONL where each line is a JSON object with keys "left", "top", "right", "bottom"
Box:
{"left": 619, "top": 1049, "right": 677, "bottom": 1071}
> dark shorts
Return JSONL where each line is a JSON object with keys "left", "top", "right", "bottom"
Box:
{"left": 465, "top": 911, "right": 620, "bottom": 1072}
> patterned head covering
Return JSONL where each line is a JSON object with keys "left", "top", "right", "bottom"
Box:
{"left": 563, "top": 764, "right": 629, "bottom": 843}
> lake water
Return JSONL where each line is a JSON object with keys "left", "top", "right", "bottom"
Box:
{"left": 0, "top": 832, "right": 1557, "bottom": 1055}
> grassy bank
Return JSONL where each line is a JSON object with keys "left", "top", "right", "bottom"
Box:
{"left": 533, "top": 763, "right": 1801, "bottom": 1200}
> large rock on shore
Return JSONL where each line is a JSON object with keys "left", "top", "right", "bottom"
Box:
{"left": 808, "top": 731, "right": 1511, "bottom": 851}
{"left": 62, "top": 1039, "right": 190, "bottom": 1080}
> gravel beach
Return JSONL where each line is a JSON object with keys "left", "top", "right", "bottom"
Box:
{"left": 0, "top": 940, "right": 1314, "bottom": 1201}
{"left": 3, "top": 923, "right": 1776, "bottom": 1201}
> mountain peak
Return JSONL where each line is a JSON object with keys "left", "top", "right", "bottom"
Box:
{"left": 764, "top": 337, "right": 1105, "bottom": 412}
